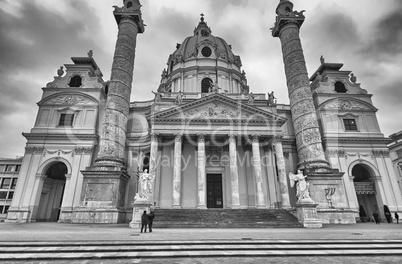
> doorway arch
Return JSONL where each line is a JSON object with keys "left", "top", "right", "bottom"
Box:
{"left": 352, "top": 163, "right": 379, "bottom": 222}
{"left": 37, "top": 161, "right": 67, "bottom": 222}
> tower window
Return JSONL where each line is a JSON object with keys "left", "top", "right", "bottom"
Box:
{"left": 201, "top": 47, "right": 212, "bottom": 57}
{"left": 68, "top": 75, "right": 82, "bottom": 87}
{"left": 127, "top": 1, "right": 132, "bottom": 8}
{"left": 201, "top": 78, "right": 213, "bottom": 93}
{"left": 335, "top": 81, "right": 347, "bottom": 93}
{"left": 59, "top": 113, "right": 75, "bottom": 126}
{"left": 343, "top": 119, "right": 357, "bottom": 131}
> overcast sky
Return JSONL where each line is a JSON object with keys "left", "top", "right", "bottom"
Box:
{"left": 0, "top": 0, "right": 401, "bottom": 158}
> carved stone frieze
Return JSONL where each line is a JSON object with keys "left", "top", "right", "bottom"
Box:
{"left": 323, "top": 100, "right": 371, "bottom": 110}
{"left": 43, "top": 149, "right": 74, "bottom": 157}
{"left": 372, "top": 150, "right": 390, "bottom": 158}
{"left": 49, "top": 95, "right": 91, "bottom": 105}
{"left": 327, "top": 149, "right": 346, "bottom": 158}
{"left": 25, "top": 146, "right": 45, "bottom": 154}
{"left": 74, "top": 147, "right": 94, "bottom": 155}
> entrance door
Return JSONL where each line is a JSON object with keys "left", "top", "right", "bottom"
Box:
{"left": 207, "top": 174, "right": 223, "bottom": 208}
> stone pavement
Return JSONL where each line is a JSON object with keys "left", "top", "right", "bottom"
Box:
{"left": 0, "top": 222, "right": 401, "bottom": 241}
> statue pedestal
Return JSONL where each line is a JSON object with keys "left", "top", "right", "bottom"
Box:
{"left": 296, "top": 199, "right": 322, "bottom": 228}
{"left": 129, "top": 197, "right": 152, "bottom": 231}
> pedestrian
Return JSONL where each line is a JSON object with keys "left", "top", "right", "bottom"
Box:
{"left": 373, "top": 211, "right": 380, "bottom": 224}
{"left": 395, "top": 212, "right": 399, "bottom": 224}
{"left": 148, "top": 209, "right": 155, "bottom": 232}
{"left": 385, "top": 211, "right": 392, "bottom": 223}
{"left": 141, "top": 210, "right": 149, "bottom": 233}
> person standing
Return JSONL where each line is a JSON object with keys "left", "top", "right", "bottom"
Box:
{"left": 148, "top": 210, "right": 155, "bottom": 232}
{"left": 395, "top": 212, "right": 399, "bottom": 224}
{"left": 141, "top": 211, "right": 150, "bottom": 233}
{"left": 373, "top": 211, "right": 380, "bottom": 224}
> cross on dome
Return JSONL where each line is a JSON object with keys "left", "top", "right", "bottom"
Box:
{"left": 200, "top": 13, "right": 205, "bottom": 22}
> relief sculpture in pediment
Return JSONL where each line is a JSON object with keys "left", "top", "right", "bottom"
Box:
{"left": 173, "top": 102, "right": 250, "bottom": 119}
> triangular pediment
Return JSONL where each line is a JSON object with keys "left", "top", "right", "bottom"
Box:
{"left": 154, "top": 93, "right": 287, "bottom": 126}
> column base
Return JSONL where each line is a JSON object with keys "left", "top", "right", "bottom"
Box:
{"left": 196, "top": 205, "right": 208, "bottom": 209}
{"left": 231, "top": 205, "right": 241, "bottom": 209}
{"left": 296, "top": 199, "right": 322, "bottom": 228}
{"left": 130, "top": 200, "right": 153, "bottom": 231}
{"left": 171, "top": 205, "right": 182, "bottom": 209}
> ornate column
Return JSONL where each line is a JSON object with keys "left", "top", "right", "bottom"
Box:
{"left": 252, "top": 135, "right": 266, "bottom": 208}
{"left": 229, "top": 134, "right": 240, "bottom": 208}
{"left": 271, "top": 0, "right": 328, "bottom": 170}
{"left": 172, "top": 134, "right": 182, "bottom": 208}
{"left": 96, "top": 3, "right": 145, "bottom": 166}
{"left": 273, "top": 135, "right": 291, "bottom": 208}
{"left": 149, "top": 133, "right": 159, "bottom": 203}
{"left": 197, "top": 134, "right": 207, "bottom": 209}
{"left": 77, "top": 1, "right": 145, "bottom": 224}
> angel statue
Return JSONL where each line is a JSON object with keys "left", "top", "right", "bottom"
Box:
{"left": 135, "top": 169, "right": 156, "bottom": 201}
{"left": 289, "top": 170, "right": 312, "bottom": 202}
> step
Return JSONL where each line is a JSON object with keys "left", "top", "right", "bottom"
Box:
{"left": 0, "top": 240, "right": 401, "bottom": 260}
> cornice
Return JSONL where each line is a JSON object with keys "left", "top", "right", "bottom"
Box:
{"left": 22, "top": 133, "right": 98, "bottom": 141}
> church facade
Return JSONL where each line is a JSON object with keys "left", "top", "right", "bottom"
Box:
{"left": 6, "top": 0, "right": 402, "bottom": 224}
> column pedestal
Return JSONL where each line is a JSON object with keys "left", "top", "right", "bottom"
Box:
{"left": 296, "top": 199, "right": 322, "bottom": 228}
{"left": 71, "top": 168, "right": 130, "bottom": 223}
{"left": 129, "top": 199, "right": 152, "bottom": 231}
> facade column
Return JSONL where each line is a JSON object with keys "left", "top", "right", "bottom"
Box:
{"left": 272, "top": 1, "right": 329, "bottom": 170}
{"left": 172, "top": 134, "right": 182, "bottom": 208}
{"left": 149, "top": 133, "right": 159, "bottom": 203}
{"left": 197, "top": 134, "right": 207, "bottom": 209}
{"left": 252, "top": 135, "right": 266, "bottom": 208}
{"left": 229, "top": 134, "right": 240, "bottom": 208}
{"left": 273, "top": 135, "right": 291, "bottom": 208}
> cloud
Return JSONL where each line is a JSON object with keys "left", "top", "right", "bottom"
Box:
{"left": 0, "top": 0, "right": 105, "bottom": 157}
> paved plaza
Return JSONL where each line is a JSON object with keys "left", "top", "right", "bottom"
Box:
{"left": 1, "top": 222, "right": 401, "bottom": 241}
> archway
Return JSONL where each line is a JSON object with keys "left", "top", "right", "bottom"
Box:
{"left": 37, "top": 162, "right": 67, "bottom": 222}
{"left": 352, "top": 164, "right": 378, "bottom": 222}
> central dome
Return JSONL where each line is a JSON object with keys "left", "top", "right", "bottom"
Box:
{"left": 158, "top": 15, "right": 248, "bottom": 95}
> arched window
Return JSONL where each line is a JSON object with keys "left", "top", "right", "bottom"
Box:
{"left": 69, "top": 75, "right": 82, "bottom": 87}
{"left": 335, "top": 81, "right": 347, "bottom": 93}
{"left": 169, "top": 60, "right": 174, "bottom": 73}
{"left": 201, "top": 78, "right": 213, "bottom": 93}
{"left": 142, "top": 153, "right": 150, "bottom": 172}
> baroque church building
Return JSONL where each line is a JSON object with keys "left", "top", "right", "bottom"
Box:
{"left": 6, "top": 0, "right": 402, "bottom": 225}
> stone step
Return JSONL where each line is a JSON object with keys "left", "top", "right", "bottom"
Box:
{"left": 0, "top": 240, "right": 401, "bottom": 260}
{"left": 152, "top": 209, "right": 302, "bottom": 228}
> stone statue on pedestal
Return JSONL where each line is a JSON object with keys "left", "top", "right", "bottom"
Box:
{"left": 135, "top": 169, "right": 155, "bottom": 201}
{"left": 289, "top": 170, "right": 312, "bottom": 202}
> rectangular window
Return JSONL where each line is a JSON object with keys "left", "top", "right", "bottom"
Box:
{"left": 15, "top": 165, "right": 21, "bottom": 172}
{"left": 0, "top": 191, "right": 7, "bottom": 199}
{"left": 5, "top": 165, "right": 13, "bottom": 172}
{"left": 1, "top": 178, "right": 11, "bottom": 189}
{"left": 0, "top": 206, "right": 3, "bottom": 213}
{"left": 4, "top": 206, "right": 9, "bottom": 213}
{"left": 7, "top": 191, "right": 14, "bottom": 199}
{"left": 344, "top": 119, "right": 357, "bottom": 131}
{"left": 0, "top": 165, "right": 4, "bottom": 172}
{"left": 59, "top": 113, "right": 74, "bottom": 126}
{"left": 11, "top": 178, "right": 17, "bottom": 189}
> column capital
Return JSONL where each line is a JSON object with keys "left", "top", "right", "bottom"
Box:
{"left": 174, "top": 134, "right": 182, "bottom": 142}
{"left": 272, "top": 134, "right": 283, "bottom": 144}
{"left": 150, "top": 133, "right": 159, "bottom": 142}
{"left": 197, "top": 134, "right": 205, "bottom": 142}
{"left": 252, "top": 134, "right": 259, "bottom": 143}
{"left": 113, "top": 2, "right": 145, "bottom": 33}
{"left": 228, "top": 134, "right": 236, "bottom": 142}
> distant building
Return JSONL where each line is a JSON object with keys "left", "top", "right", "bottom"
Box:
{"left": 388, "top": 131, "right": 402, "bottom": 195}
{"left": 0, "top": 158, "right": 21, "bottom": 221}
{"left": 5, "top": 0, "right": 402, "bottom": 224}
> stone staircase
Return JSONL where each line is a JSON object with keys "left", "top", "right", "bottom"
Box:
{"left": 152, "top": 209, "right": 302, "bottom": 228}
{"left": 1, "top": 240, "right": 402, "bottom": 261}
